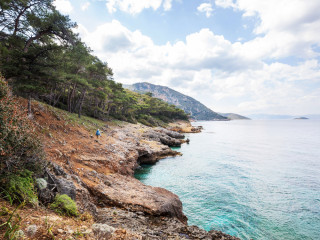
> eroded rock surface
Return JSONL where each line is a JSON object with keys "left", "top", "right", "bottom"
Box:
{"left": 96, "top": 207, "right": 240, "bottom": 240}
{"left": 30, "top": 103, "right": 240, "bottom": 239}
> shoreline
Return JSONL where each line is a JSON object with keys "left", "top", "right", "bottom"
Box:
{"left": 2, "top": 100, "right": 240, "bottom": 239}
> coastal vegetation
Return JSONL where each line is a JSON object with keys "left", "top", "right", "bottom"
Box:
{"left": 0, "top": 0, "right": 188, "bottom": 127}
{"left": 0, "top": 75, "right": 238, "bottom": 239}
{"left": 0, "top": 77, "right": 44, "bottom": 205}
{"left": 0, "top": 76, "right": 46, "bottom": 238}
{"left": 0, "top": 1, "right": 189, "bottom": 238}
{"left": 0, "top": 1, "right": 240, "bottom": 239}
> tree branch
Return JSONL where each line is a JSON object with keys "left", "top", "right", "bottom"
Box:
{"left": 23, "top": 27, "right": 52, "bottom": 53}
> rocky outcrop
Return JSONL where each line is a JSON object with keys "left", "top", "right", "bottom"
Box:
{"left": 30, "top": 102, "right": 239, "bottom": 240}
{"left": 169, "top": 120, "right": 203, "bottom": 133}
{"left": 96, "top": 206, "right": 240, "bottom": 239}
{"left": 84, "top": 172, "right": 187, "bottom": 223}
{"left": 36, "top": 112, "right": 189, "bottom": 223}
{"left": 142, "top": 127, "right": 185, "bottom": 147}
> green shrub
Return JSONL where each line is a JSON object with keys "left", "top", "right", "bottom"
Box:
{"left": 50, "top": 194, "right": 78, "bottom": 217}
{"left": 0, "top": 76, "right": 45, "bottom": 174}
{"left": 138, "top": 118, "right": 152, "bottom": 127}
{"left": 0, "top": 170, "right": 38, "bottom": 206}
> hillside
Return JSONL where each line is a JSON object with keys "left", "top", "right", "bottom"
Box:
{"left": 219, "top": 113, "right": 251, "bottom": 120}
{"left": 125, "top": 82, "right": 227, "bottom": 121}
{"left": 0, "top": 95, "right": 238, "bottom": 239}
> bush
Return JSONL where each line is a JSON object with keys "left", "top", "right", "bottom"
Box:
{"left": 138, "top": 118, "right": 152, "bottom": 127}
{"left": 0, "top": 76, "right": 45, "bottom": 174}
{"left": 50, "top": 194, "right": 78, "bottom": 217}
{"left": 0, "top": 170, "right": 38, "bottom": 206}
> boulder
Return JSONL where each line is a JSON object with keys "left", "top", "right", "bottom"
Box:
{"left": 83, "top": 172, "right": 187, "bottom": 223}
{"left": 54, "top": 177, "right": 77, "bottom": 200}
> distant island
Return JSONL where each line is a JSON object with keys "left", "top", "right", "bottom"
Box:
{"left": 294, "top": 117, "right": 309, "bottom": 120}
{"left": 248, "top": 114, "right": 320, "bottom": 120}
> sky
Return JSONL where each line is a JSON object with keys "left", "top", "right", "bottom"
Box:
{"left": 53, "top": 0, "right": 320, "bottom": 115}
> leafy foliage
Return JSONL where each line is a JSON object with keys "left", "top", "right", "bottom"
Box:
{"left": 50, "top": 194, "right": 78, "bottom": 217}
{"left": 0, "top": 1, "right": 188, "bottom": 126}
{"left": 0, "top": 170, "right": 38, "bottom": 206}
{"left": 0, "top": 76, "right": 45, "bottom": 173}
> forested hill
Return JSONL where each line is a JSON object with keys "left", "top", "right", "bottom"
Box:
{"left": 0, "top": 1, "right": 188, "bottom": 126}
{"left": 125, "top": 82, "right": 227, "bottom": 121}
{"left": 218, "top": 113, "right": 251, "bottom": 120}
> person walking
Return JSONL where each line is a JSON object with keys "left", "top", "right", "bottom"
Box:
{"left": 96, "top": 129, "right": 101, "bottom": 139}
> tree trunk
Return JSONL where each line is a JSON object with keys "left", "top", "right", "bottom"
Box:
{"left": 93, "top": 97, "right": 98, "bottom": 118}
{"left": 23, "top": 28, "right": 52, "bottom": 53}
{"left": 67, "top": 83, "right": 76, "bottom": 113}
{"left": 53, "top": 91, "right": 62, "bottom": 107}
{"left": 78, "top": 89, "right": 86, "bottom": 118}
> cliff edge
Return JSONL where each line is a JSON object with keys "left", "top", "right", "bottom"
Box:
{"left": 1, "top": 100, "right": 239, "bottom": 240}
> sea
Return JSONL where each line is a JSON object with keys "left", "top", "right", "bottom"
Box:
{"left": 135, "top": 120, "right": 320, "bottom": 240}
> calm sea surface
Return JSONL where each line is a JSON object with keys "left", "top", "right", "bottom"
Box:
{"left": 135, "top": 120, "right": 320, "bottom": 240}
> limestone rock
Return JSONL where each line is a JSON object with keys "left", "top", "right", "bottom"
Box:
{"left": 54, "top": 176, "right": 77, "bottom": 200}
{"left": 209, "top": 230, "right": 241, "bottom": 240}
{"left": 85, "top": 173, "right": 187, "bottom": 223}
{"left": 52, "top": 163, "right": 66, "bottom": 176}
{"left": 142, "top": 128, "right": 184, "bottom": 147}
{"left": 92, "top": 223, "right": 115, "bottom": 239}
{"left": 36, "top": 177, "right": 55, "bottom": 205}
{"left": 156, "top": 127, "right": 185, "bottom": 139}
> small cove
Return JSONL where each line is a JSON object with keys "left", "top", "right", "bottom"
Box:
{"left": 135, "top": 120, "right": 320, "bottom": 240}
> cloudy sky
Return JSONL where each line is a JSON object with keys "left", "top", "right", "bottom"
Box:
{"left": 53, "top": 0, "right": 320, "bottom": 115}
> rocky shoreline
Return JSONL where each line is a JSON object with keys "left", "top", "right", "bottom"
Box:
{"left": 9, "top": 102, "right": 240, "bottom": 239}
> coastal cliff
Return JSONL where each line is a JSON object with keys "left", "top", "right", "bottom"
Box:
{"left": 0, "top": 100, "right": 239, "bottom": 240}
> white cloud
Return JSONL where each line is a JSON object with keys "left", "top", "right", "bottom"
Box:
{"left": 79, "top": 20, "right": 153, "bottom": 53}
{"left": 163, "top": 0, "right": 173, "bottom": 11}
{"left": 106, "top": 0, "right": 172, "bottom": 14}
{"left": 197, "top": 3, "right": 214, "bottom": 18}
{"left": 81, "top": 2, "right": 90, "bottom": 11}
{"left": 53, "top": 0, "right": 73, "bottom": 14}
{"left": 77, "top": 20, "right": 320, "bottom": 114}
{"left": 215, "top": 0, "right": 320, "bottom": 60}
{"left": 215, "top": 0, "right": 237, "bottom": 9}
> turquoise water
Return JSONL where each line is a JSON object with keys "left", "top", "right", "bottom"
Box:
{"left": 135, "top": 120, "right": 320, "bottom": 240}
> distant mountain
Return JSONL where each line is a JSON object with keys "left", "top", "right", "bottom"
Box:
{"left": 124, "top": 82, "right": 227, "bottom": 121}
{"left": 219, "top": 113, "right": 251, "bottom": 120}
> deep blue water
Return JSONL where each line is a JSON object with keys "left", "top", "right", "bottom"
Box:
{"left": 135, "top": 120, "right": 320, "bottom": 240}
